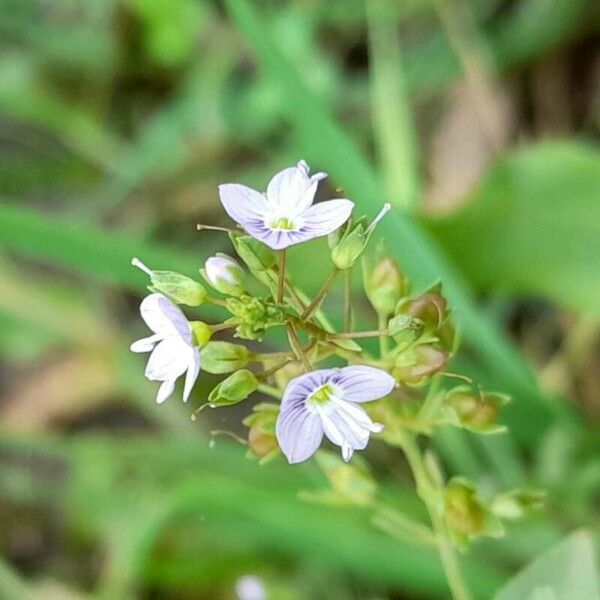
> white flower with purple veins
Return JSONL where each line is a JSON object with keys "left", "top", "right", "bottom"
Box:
{"left": 130, "top": 293, "right": 201, "bottom": 404}
{"left": 276, "top": 366, "right": 395, "bottom": 464}
{"left": 218, "top": 160, "right": 354, "bottom": 250}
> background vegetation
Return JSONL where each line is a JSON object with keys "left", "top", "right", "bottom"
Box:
{"left": 0, "top": 0, "right": 598, "bottom": 598}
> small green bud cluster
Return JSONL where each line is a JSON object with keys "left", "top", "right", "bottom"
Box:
{"left": 226, "top": 295, "right": 285, "bottom": 341}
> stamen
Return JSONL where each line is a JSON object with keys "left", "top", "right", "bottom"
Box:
{"left": 365, "top": 203, "right": 391, "bottom": 236}
{"left": 131, "top": 257, "right": 154, "bottom": 277}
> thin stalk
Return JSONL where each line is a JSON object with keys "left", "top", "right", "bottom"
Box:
{"left": 257, "top": 383, "right": 283, "bottom": 399}
{"left": 331, "top": 329, "right": 387, "bottom": 340}
{"left": 378, "top": 313, "right": 390, "bottom": 356}
{"left": 210, "top": 321, "right": 238, "bottom": 333}
{"left": 301, "top": 267, "right": 340, "bottom": 321}
{"left": 396, "top": 429, "right": 471, "bottom": 600}
{"left": 286, "top": 321, "right": 312, "bottom": 372}
{"left": 344, "top": 269, "right": 352, "bottom": 331}
{"left": 207, "top": 297, "right": 229, "bottom": 308}
{"left": 277, "top": 249, "right": 286, "bottom": 304}
{"left": 196, "top": 223, "right": 233, "bottom": 233}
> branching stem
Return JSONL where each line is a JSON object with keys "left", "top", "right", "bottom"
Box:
{"left": 301, "top": 267, "right": 340, "bottom": 321}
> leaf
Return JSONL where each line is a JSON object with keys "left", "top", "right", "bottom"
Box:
{"left": 428, "top": 142, "right": 600, "bottom": 315}
{"left": 494, "top": 530, "right": 600, "bottom": 600}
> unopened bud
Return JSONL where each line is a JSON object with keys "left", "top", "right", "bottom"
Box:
{"left": 229, "top": 233, "right": 277, "bottom": 287}
{"left": 243, "top": 403, "right": 279, "bottom": 460}
{"left": 190, "top": 321, "right": 212, "bottom": 348}
{"left": 363, "top": 255, "right": 407, "bottom": 316}
{"left": 329, "top": 204, "right": 389, "bottom": 270}
{"left": 445, "top": 386, "right": 510, "bottom": 433}
{"left": 202, "top": 253, "right": 246, "bottom": 296}
{"left": 208, "top": 369, "right": 258, "bottom": 406}
{"left": 444, "top": 479, "right": 486, "bottom": 542}
{"left": 201, "top": 341, "right": 252, "bottom": 374}
{"left": 387, "top": 314, "right": 423, "bottom": 344}
{"left": 393, "top": 345, "right": 448, "bottom": 385}
{"left": 132, "top": 258, "right": 207, "bottom": 306}
{"left": 491, "top": 488, "right": 545, "bottom": 520}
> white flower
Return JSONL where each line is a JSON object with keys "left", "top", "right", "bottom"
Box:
{"left": 130, "top": 293, "right": 201, "bottom": 404}
{"left": 276, "top": 366, "right": 395, "bottom": 464}
{"left": 204, "top": 253, "right": 245, "bottom": 295}
{"left": 218, "top": 160, "right": 354, "bottom": 250}
{"left": 235, "top": 575, "right": 266, "bottom": 600}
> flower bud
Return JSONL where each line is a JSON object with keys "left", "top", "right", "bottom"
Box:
{"left": 363, "top": 255, "right": 407, "bottom": 316}
{"left": 329, "top": 204, "right": 391, "bottom": 271}
{"left": 202, "top": 253, "right": 246, "bottom": 296}
{"left": 226, "top": 296, "right": 285, "bottom": 341}
{"left": 387, "top": 314, "right": 423, "bottom": 344}
{"left": 490, "top": 488, "right": 545, "bottom": 520}
{"left": 208, "top": 369, "right": 258, "bottom": 406}
{"left": 201, "top": 341, "right": 252, "bottom": 374}
{"left": 393, "top": 345, "right": 448, "bottom": 385}
{"left": 229, "top": 233, "right": 277, "bottom": 287}
{"left": 132, "top": 258, "right": 207, "bottom": 306}
{"left": 444, "top": 478, "right": 486, "bottom": 542}
{"left": 445, "top": 386, "right": 510, "bottom": 433}
{"left": 243, "top": 403, "right": 279, "bottom": 460}
{"left": 190, "top": 321, "right": 212, "bottom": 348}
{"left": 405, "top": 291, "right": 447, "bottom": 331}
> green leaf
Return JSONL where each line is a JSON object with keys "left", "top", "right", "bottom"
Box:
{"left": 494, "top": 530, "right": 600, "bottom": 600}
{"left": 429, "top": 142, "right": 600, "bottom": 315}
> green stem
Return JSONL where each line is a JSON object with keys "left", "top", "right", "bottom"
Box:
{"left": 257, "top": 382, "right": 283, "bottom": 399}
{"left": 344, "top": 269, "right": 352, "bottom": 331}
{"left": 331, "top": 329, "right": 387, "bottom": 340}
{"left": 378, "top": 313, "right": 390, "bottom": 357}
{"left": 286, "top": 321, "right": 313, "bottom": 372}
{"left": 301, "top": 267, "right": 340, "bottom": 321}
{"left": 277, "top": 249, "right": 286, "bottom": 304}
{"left": 395, "top": 429, "right": 472, "bottom": 600}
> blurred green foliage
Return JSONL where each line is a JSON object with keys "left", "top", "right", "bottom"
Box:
{"left": 0, "top": 0, "right": 598, "bottom": 598}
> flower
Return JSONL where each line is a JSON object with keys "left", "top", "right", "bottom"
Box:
{"left": 276, "top": 366, "right": 395, "bottom": 464}
{"left": 130, "top": 293, "right": 201, "bottom": 404}
{"left": 218, "top": 160, "right": 354, "bottom": 250}
{"left": 203, "top": 253, "right": 246, "bottom": 295}
{"left": 235, "top": 575, "right": 266, "bottom": 600}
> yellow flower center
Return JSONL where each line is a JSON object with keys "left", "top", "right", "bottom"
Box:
{"left": 272, "top": 217, "right": 294, "bottom": 230}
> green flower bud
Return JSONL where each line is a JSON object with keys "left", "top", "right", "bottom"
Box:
{"left": 490, "top": 488, "right": 545, "bottom": 520}
{"left": 201, "top": 341, "right": 251, "bottom": 374}
{"left": 243, "top": 403, "right": 279, "bottom": 460}
{"left": 208, "top": 369, "right": 258, "bottom": 406}
{"left": 363, "top": 255, "right": 407, "bottom": 316}
{"left": 132, "top": 258, "right": 207, "bottom": 306}
{"left": 393, "top": 345, "right": 448, "bottom": 385}
{"left": 229, "top": 233, "right": 277, "bottom": 287}
{"left": 190, "top": 321, "right": 212, "bottom": 348}
{"left": 226, "top": 295, "right": 285, "bottom": 341}
{"left": 445, "top": 386, "right": 510, "bottom": 433}
{"left": 387, "top": 314, "right": 423, "bottom": 344}
{"left": 444, "top": 478, "right": 486, "bottom": 543}
{"left": 331, "top": 204, "right": 391, "bottom": 270}
{"left": 202, "top": 253, "right": 246, "bottom": 296}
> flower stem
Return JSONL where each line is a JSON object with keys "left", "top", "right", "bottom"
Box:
{"left": 344, "top": 269, "right": 352, "bottom": 332}
{"left": 301, "top": 267, "right": 340, "bottom": 321}
{"left": 277, "top": 249, "right": 286, "bottom": 304}
{"left": 331, "top": 329, "right": 387, "bottom": 339}
{"left": 286, "top": 321, "right": 312, "bottom": 372}
{"left": 378, "top": 313, "right": 390, "bottom": 357}
{"left": 257, "top": 382, "right": 283, "bottom": 399}
{"left": 395, "top": 429, "right": 471, "bottom": 600}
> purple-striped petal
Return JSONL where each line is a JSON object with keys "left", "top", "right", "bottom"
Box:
{"left": 218, "top": 183, "right": 270, "bottom": 227}
{"left": 299, "top": 199, "right": 354, "bottom": 238}
{"left": 330, "top": 365, "right": 395, "bottom": 402}
{"left": 140, "top": 294, "right": 191, "bottom": 342}
{"left": 266, "top": 160, "right": 326, "bottom": 214}
{"left": 276, "top": 401, "right": 324, "bottom": 464}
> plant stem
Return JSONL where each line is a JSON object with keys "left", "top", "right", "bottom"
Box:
{"left": 286, "top": 321, "right": 313, "bottom": 372}
{"left": 277, "top": 249, "right": 286, "bottom": 304}
{"left": 395, "top": 429, "right": 472, "bottom": 600}
{"left": 344, "top": 269, "right": 352, "bottom": 331}
{"left": 301, "top": 267, "right": 340, "bottom": 321}
{"left": 378, "top": 313, "right": 390, "bottom": 356}
{"left": 257, "top": 382, "right": 283, "bottom": 399}
{"left": 331, "top": 329, "right": 387, "bottom": 340}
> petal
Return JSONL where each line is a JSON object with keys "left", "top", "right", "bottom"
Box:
{"left": 130, "top": 333, "right": 162, "bottom": 353}
{"left": 240, "top": 222, "right": 316, "bottom": 250}
{"left": 282, "top": 369, "right": 339, "bottom": 404}
{"left": 298, "top": 199, "right": 354, "bottom": 239}
{"left": 319, "top": 404, "right": 370, "bottom": 451}
{"left": 276, "top": 403, "right": 324, "bottom": 464}
{"left": 140, "top": 294, "right": 191, "bottom": 342}
{"left": 218, "top": 184, "right": 270, "bottom": 227}
{"left": 266, "top": 160, "right": 326, "bottom": 214}
{"left": 145, "top": 337, "right": 191, "bottom": 381}
{"left": 330, "top": 365, "right": 396, "bottom": 402}
{"left": 182, "top": 347, "right": 201, "bottom": 402}
{"left": 156, "top": 380, "right": 175, "bottom": 404}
